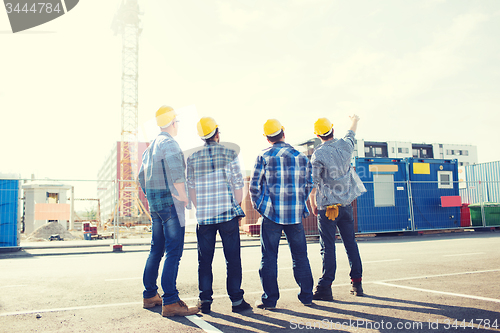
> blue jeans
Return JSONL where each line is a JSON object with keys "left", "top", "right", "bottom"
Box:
{"left": 317, "top": 204, "right": 362, "bottom": 287}
{"left": 259, "top": 217, "right": 313, "bottom": 306}
{"left": 197, "top": 217, "right": 244, "bottom": 304}
{"left": 143, "top": 203, "right": 185, "bottom": 305}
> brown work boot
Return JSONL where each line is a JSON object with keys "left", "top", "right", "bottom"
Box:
{"left": 312, "top": 285, "right": 333, "bottom": 301}
{"left": 143, "top": 293, "right": 162, "bottom": 308}
{"left": 162, "top": 300, "right": 200, "bottom": 317}
{"left": 350, "top": 281, "right": 364, "bottom": 296}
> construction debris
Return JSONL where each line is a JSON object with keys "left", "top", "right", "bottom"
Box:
{"left": 27, "top": 222, "right": 78, "bottom": 242}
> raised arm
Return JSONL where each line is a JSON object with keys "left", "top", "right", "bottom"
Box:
{"left": 349, "top": 114, "right": 360, "bottom": 134}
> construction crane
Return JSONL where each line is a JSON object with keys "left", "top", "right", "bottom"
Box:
{"left": 111, "top": 0, "right": 150, "bottom": 224}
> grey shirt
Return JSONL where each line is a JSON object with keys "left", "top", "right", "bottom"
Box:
{"left": 311, "top": 130, "right": 366, "bottom": 209}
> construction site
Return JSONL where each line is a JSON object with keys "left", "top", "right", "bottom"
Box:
{"left": 2, "top": 1, "right": 500, "bottom": 333}
{"left": 1, "top": 0, "right": 500, "bottom": 250}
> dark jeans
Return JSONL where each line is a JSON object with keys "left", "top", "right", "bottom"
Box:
{"left": 317, "top": 204, "right": 362, "bottom": 287}
{"left": 143, "top": 204, "right": 185, "bottom": 305}
{"left": 197, "top": 217, "right": 244, "bottom": 304}
{"left": 259, "top": 217, "right": 313, "bottom": 306}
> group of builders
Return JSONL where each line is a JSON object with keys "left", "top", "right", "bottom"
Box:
{"left": 138, "top": 106, "right": 367, "bottom": 317}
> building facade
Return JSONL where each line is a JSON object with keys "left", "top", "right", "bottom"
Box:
{"left": 297, "top": 139, "right": 478, "bottom": 167}
{"left": 97, "top": 142, "right": 150, "bottom": 223}
{"left": 21, "top": 181, "right": 72, "bottom": 235}
{"left": 356, "top": 140, "right": 477, "bottom": 166}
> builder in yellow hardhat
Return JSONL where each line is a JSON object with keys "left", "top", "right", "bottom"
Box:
{"left": 250, "top": 119, "right": 315, "bottom": 309}
{"left": 309, "top": 115, "right": 367, "bottom": 300}
{"left": 138, "top": 105, "right": 199, "bottom": 317}
{"left": 186, "top": 117, "right": 251, "bottom": 314}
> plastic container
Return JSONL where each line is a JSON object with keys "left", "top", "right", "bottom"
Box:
{"left": 84, "top": 232, "right": 92, "bottom": 240}
{"left": 468, "top": 203, "right": 500, "bottom": 226}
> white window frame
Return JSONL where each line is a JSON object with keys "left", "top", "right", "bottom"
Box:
{"left": 438, "top": 171, "right": 453, "bottom": 189}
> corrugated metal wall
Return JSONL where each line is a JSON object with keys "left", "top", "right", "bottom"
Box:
{"left": 462, "top": 161, "right": 500, "bottom": 203}
{"left": 0, "top": 179, "right": 19, "bottom": 247}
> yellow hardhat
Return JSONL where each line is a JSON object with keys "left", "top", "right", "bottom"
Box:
{"left": 156, "top": 106, "right": 177, "bottom": 128}
{"left": 197, "top": 117, "right": 218, "bottom": 139}
{"left": 263, "top": 119, "right": 284, "bottom": 137}
{"left": 314, "top": 118, "right": 334, "bottom": 136}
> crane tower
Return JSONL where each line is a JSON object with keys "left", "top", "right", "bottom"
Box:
{"left": 112, "top": 0, "right": 148, "bottom": 221}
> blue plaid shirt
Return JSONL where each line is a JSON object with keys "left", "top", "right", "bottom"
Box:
{"left": 138, "top": 132, "right": 187, "bottom": 213}
{"left": 250, "top": 142, "right": 313, "bottom": 225}
{"left": 186, "top": 142, "right": 245, "bottom": 225}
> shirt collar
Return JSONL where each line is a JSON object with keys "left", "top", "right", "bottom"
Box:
{"left": 158, "top": 131, "right": 173, "bottom": 139}
{"left": 204, "top": 141, "right": 219, "bottom": 147}
{"left": 318, "top": 138, "right": 337, "bottom": 148}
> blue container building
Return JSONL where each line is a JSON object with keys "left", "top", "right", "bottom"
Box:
{"left": 355, "top": 158, "right": 411, "bottom": 233}
{"left": 407, "top": 158, "right": 460, "bottom": 230}
{"left": 0, "top": 179, "right": 19, "bottom": 247}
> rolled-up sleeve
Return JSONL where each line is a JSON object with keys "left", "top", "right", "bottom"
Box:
{"left": 311, "top": 155, "right": 323, "bottom": 188}
{"left": 250, "top": 156, "right": 264, "bottom": 206}
{"left": 342, "top": 130, "right": 356, "bottom": 151}
{"left": 163, "top": 141, "right": 186, "bottom": 184}
{"left": 186, "top": 156, "right": 195, "bottom": 189}
{"left": 230, "top": 155, "right": 244, "bottom": 190}
{"left": 138, "top": 161, "right": 146, "bottom": 194}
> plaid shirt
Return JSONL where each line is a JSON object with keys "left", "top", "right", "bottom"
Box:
{"left": 138, "top": 132, "right": 187, "bottom": 213}
{"left": 311, "top": 130, "right": 366, "bottom": 209}
{"left": 250, "top": 142, "right": 313, "bottom": 225}
{"left": 186, "top": 142, "right": 245, "bottom": 225}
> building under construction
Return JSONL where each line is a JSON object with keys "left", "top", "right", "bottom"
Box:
{"left": 96, "top": 141, "right": 150, "bottom": 225}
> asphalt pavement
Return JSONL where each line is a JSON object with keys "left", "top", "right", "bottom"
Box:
{"left": 1, "top": 230, "right": 499, "bottom": 332}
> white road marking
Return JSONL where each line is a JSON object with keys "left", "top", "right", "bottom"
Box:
{"left": 363, "top": 259, "right": 402, "bottom": 264}
{"left": 105, "top": 277, "right": 141, "bottom": 282}
{"left": 0, "top": 302, "right": 142, "bottom": 317}
{"left": 186, "top": 315, "right": 223, "bottom": 333}
{"left": 374, "top": 282, "right": 500, "bottom": 304}
{"left": 375, "top": 268, "right": 500, "bottom": 283}
{"left": 443, "top": 252, "right": 485, "bottom": 257}
{"left": 3, "top": 269, "right": 499, "bottom": 317}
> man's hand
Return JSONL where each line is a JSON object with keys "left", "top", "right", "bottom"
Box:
{"left": 172, "top": 193, "right": 189, "bottom": 207}
{"left": 309, "top": 188, "right": 318, "bottom": 216}
{"left": 349, "top": 114, "right": 360, "bottom": 133}
{"left": 311, "top": 204, "right": 318, "bottom": 216}
{"left": 173, "top": 183, "right": 189, "bottom": 208}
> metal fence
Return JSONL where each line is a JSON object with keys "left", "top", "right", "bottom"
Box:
{"left": 1, "top": 178, "right": 499, "bottom": 247}
{"left": 239, "top": 180, "right": 500, "bottom": 237}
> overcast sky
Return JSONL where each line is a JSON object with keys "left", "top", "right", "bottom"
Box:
{"left": 1, "top": 0, "right": 499, "bottom": 185}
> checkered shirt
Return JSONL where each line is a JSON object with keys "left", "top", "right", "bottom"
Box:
{"left": 186, "top": 142, "right": 245, "bottom": 225}
{"left": 138, "top": 132, "right": 187, "bottom": 213}
{"left": 311, "top": 130, "right": 366, "bottom": 209}
{"left": 250, "top": 142, "right": 313, "bottom": 225}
